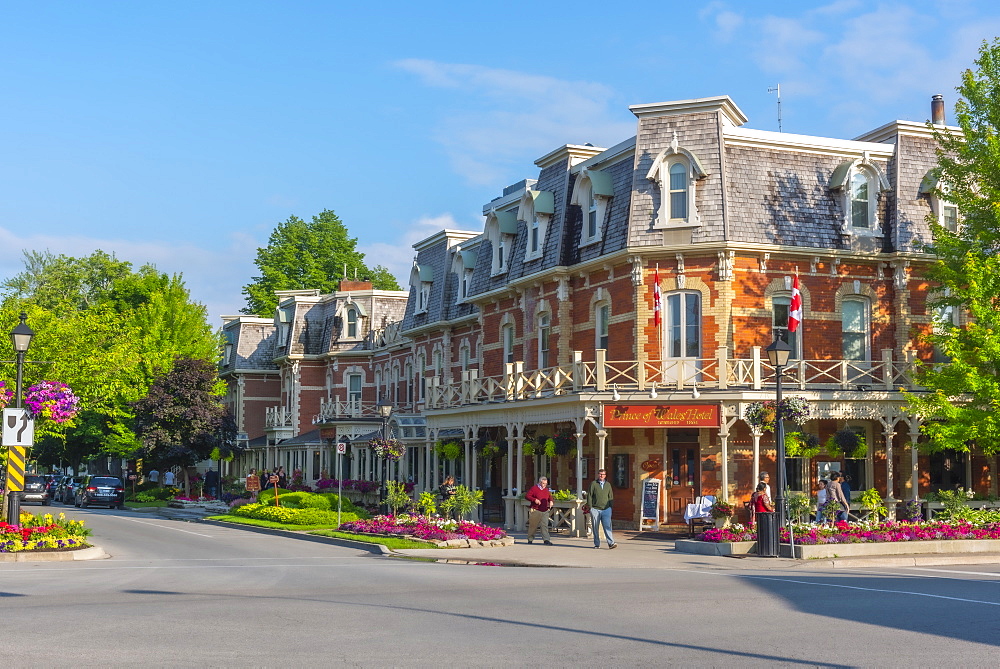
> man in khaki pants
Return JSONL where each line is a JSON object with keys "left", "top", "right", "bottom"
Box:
{"left": 525, "top": 476, "right": 554, "bottom": 545}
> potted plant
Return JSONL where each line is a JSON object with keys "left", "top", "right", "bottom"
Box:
{"left": 710, "top": 499, "right": 735, "bottom": 528}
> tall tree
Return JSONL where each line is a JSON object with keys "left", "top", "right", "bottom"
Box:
{"left": 908, "top": 38, "right": 1000, "bottom": 455}
{"left": 132, "top": 358, "right": 235, "bottom": 477}
{"left": 241, "top": 209, "right": 401, "bottom": 316}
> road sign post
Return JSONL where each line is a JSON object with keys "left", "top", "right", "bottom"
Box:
{"left": 3, "top": 408, "right": 35, "bottom": 523}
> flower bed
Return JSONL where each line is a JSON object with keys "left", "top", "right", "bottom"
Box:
{"left": 340, "top": 514, "right": 508, "bottom": 545}
{"left": 0, "top": 513, "right": 91, "bottom": 553}
{"left": 315, "top": 479, "right": 415, "bottom": 494}
{"left": 698, "top": 520, "right": 1000, "bottom": 545}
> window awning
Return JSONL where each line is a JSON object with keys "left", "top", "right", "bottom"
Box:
{"left": 418, "top": 265, "right": 434, "bottom": 282}
{"left": 525, "top": 189, "right": 555, "bottom": 215}
{"left": 460, "top": 250, "right": 477, "bottom": 270}
{"left": 586, "top": 169, "right": 614, "bottom": 197}
{"left": 496, "top": 210, "right": 519, "bottom": 235}
{"left": 829, "top": 159, "right": 854, "bottom": 189}
{"left": 918, "top": 170, "right": 939, "bottom": 195}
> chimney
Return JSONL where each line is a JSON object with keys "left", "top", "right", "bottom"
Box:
{"left": 931, "top": 94, "right": 945, "bottom": 125}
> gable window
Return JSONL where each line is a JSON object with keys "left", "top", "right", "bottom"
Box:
{"left": 841, "top": 298, "right": 871, "bottom": 361}
{"left": 487, "top": 209, "right": 518, "bottom": 275}
{"left": 502, "top": 323, "right": 515, "bottom": 364}
{"left": 665, "top": 292, "right": 701, "bottom": 358}
{"left": 596, "top": 303, "right": 610, "bottom": 351}
{"left": 538, "top": 313, "right": 551, "bottom": 368}
{"left": 772, "top": 295, "right": 800, "bottom": 360}
{"left": 346, "top": 307, "right": 358, "bottom": 338}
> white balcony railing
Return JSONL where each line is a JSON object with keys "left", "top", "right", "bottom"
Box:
{"left": 312, "top": 398, "right": 419, "bottom": 424}
{"left": 264, "top": 406, "right": 294, "bottom": 428}
{"left": 423, "top": 347, "right": 921, "bottom": 410}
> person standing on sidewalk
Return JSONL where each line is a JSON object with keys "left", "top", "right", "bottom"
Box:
{"left": 588, "top": 469, "right": 617, "bottom": 549}
{"left": 525, "top": 476, "right": 554, "bottom": 545}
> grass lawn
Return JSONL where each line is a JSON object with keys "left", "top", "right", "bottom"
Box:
{"left": 309, "top": 530, "right": 441, "bottom": 550}
{"left": 125, "top": 501, "right": 169, "bottom": 508}
{"left": 203, "top": 515, "right": 342, "bottom": 531}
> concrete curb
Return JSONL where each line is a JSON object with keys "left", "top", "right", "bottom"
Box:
{"left": 0, "top": 545, "right": 108, "bottom": 563}
{"left": 198, "top": 518, "right": 390, "bottom": 555}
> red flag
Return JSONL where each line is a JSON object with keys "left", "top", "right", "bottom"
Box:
{"left": 789, "top": 274, "right": 802, "bottom": 333}
{"left": 653, "top": 266, "right": 662, "bottom": 327}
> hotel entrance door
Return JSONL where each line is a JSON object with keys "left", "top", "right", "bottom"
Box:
{"left": 665, "top": 430, "right": 701, "bottom": 524}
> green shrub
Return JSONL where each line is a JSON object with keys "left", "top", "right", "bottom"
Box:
{"left": 318, "top": 493, "right": 358, "bottom": 513}
{"left": 257, "top": 488, "right": 293, "bottom": 504}
{"left": 229, "top": 503, "right": 365, "bottom": 526}
{"left": 298, "top": 495, "right": 331, "bottom": 510}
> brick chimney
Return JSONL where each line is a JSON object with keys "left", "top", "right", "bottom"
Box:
{"left": 339, "top": 280, "right": 373, "bottom": 292}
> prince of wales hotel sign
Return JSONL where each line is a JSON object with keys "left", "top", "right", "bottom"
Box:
{"left": 602, "top": 404, "right": 720, "bottom": 428}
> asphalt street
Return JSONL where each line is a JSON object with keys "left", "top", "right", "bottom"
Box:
{"left": 2, "top": 506, "right": 999, "bottom": 667}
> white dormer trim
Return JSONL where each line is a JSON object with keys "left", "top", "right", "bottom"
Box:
{"left": 571, "top": 169, "right": 613, "bottom": 246}
{"left": 646, "top": 145, "right": 708, "bottom": 230}
{"left": 518, "top": 191, "right": 554, "bottom": 262}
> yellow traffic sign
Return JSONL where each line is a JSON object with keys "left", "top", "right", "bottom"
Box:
{"left": 6, "top": 445, "right": 27, "bottom": 492}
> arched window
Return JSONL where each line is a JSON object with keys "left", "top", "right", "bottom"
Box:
{"left": 502, "top": 323, "right": 515, "bottom": 364}
{"left": 537, "top": 313, "right": 551, "bottom": 368}
{"left": 830, "top": 159, "right": 888, "bottom": 235}
{"left": 841, "top": 298, "right": 870, "bottom": 361}
{"left": 595, "top": 302, "right": 610, "bottom": 351}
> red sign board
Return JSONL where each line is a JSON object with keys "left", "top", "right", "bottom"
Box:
{"left": 602, "top": 404, "right": 720, "bottom": 428}
{"left": 320, "top": 428, "right": 337, "bottom": 440}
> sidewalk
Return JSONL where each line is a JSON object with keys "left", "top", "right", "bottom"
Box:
{"left": 393, "top": 528, "right": 1000, "bottom": 570}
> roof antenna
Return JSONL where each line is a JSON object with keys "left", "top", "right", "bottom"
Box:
{"left": 767, "top": 84, "right": 782, "bottom": 132}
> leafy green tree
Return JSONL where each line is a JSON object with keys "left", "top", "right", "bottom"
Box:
{"left": 241, "top": 209, "right": 401, "bottom": 316}
{"left": 0, "top": 251, "right": 221, "bottom": 468}
{"left": 132, "top": 358, "right": 236, "bottom": 491}
{"left": 908, "top": 38, "right": 1000, "bottom": 455}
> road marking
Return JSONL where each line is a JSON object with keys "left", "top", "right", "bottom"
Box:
{"left": 904, "top": 567, "right": 1000, "bottom": 579}
{"left": 109, "top": 516, "right": 215, "bottom": 537}
{"left": 679, "top": 569, "right": 1000, "bottom": 607}
{"left": 0, "top": 561, "right": 379, "bottom": 574}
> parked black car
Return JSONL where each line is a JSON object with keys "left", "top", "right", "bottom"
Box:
{"left": 44, "top": 474, "right": 60, "bottom": 498}
{"left": 74, "top": 476, "right": 125, "bottom": 509}
{"left": 19, "top": 475, "right": 51, "bottom": 505}
{"left": 55, "top": 476, "right": 85, "bottom": 504}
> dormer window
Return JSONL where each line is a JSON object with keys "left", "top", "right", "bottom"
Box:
{"left": 646, "top": 146, "right": 707, "bottom": 230}
{"left": 571, "top": 168, "right": 613, "bottom": 246}
{"left": 410, "top": 264, "right": 434, "bottom": 314}
{"left": 346, "top": 307, "right": 358, "bottom": 338}
{"left": 453, "top": 249, "right": 477, "bottom": 305}
{"left": 519, "top": 190, "right": 554, "bottom": 262}
{"left": 830, "top": 158, "right": 888, "bottom": 236}
{"left": 920, "top": 172, "right": 961, "bottom": 234}
{"left": 486, "top": 209, "right": 518, "bottom": 275}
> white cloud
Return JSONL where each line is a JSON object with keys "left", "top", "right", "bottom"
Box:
{"left": 394, "top": 60, "right": 635, "bottom": 186}
{"left": 358, "top": 213, "right": 481, "bottom": 287}
{"left": 0, "top": 226, "right": 256, "bottom": 322}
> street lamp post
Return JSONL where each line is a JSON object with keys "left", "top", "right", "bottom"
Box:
{"left": 377, "top": 400, "right": 393, "bottom": 514}
{"left": 8, "top": 312, "right": 35, "bottom": 524}
{"left": 765, "top": 338, "right": 792, "bottom": 541}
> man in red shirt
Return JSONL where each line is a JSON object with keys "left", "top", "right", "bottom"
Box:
{"left": 526, "top": 476, "right": 554, "bottom": 545}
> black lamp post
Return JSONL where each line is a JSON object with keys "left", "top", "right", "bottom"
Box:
{"left": 8, "top": 312, "right": 35, "bottom": 524}
{"left": 377, "top": 400, "right": 393, "bottom": 514}
{"left": 765, "top": 338, "right": 792, "bottom": 537}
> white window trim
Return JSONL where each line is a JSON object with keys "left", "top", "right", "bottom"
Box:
{"left": 595, "top": 300, "right": 610, "bottom": 352}
{"left": 501, "top": 322, "right": 515, "bottom": 365}
{"left": 664, "top": 291, "right": 702, "bottom": 359}
{"left": 537, "top": 312, "right": 551, "bottom": 369}
{"left": 841, "top": 296, "right": 872, "bottom": 363}
{"left": 646, "top": 146, "right": 707, "bottom": 230}
{"left": 771, "top": 293, "right": 802, "bottom": 360}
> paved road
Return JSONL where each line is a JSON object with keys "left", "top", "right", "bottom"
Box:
{"left": 2, "top": 506, "right": 999, "bottom": 666}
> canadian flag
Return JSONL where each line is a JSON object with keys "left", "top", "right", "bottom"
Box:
{"left": 653, "top": 266, "right": 662, "bottom": 327}
{"left": 789, "top": 274, "right": 802, "bottom": 333}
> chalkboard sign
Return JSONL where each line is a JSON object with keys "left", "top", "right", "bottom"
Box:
{"left": 640, "top": 477, "right": 661, "bottom": 531}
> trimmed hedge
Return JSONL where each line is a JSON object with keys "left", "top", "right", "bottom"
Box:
{"left": 229, "top": 503, "right": 364, "bottom": 526}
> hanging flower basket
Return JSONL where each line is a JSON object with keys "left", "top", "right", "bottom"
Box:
{"left": 24, "top": 381, "right": 80, "bottom": 423}
{"left": 434, "top": 440, "right": 464, "bottom": 460}
{"left": 744, "top": 396, "right": 810, "bottom": 431}
{"left": 785, "top": 432, "right": 822, "bottom": 458}
{"left": 0, "top": 381, "right": 13, "bottom": 410}
{"left": 368, "top": 437, "right": 406, "bottom": 461}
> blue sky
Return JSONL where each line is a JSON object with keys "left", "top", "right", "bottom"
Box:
{"left": 1, "top": 1, "right": 998, "bottom": 319}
